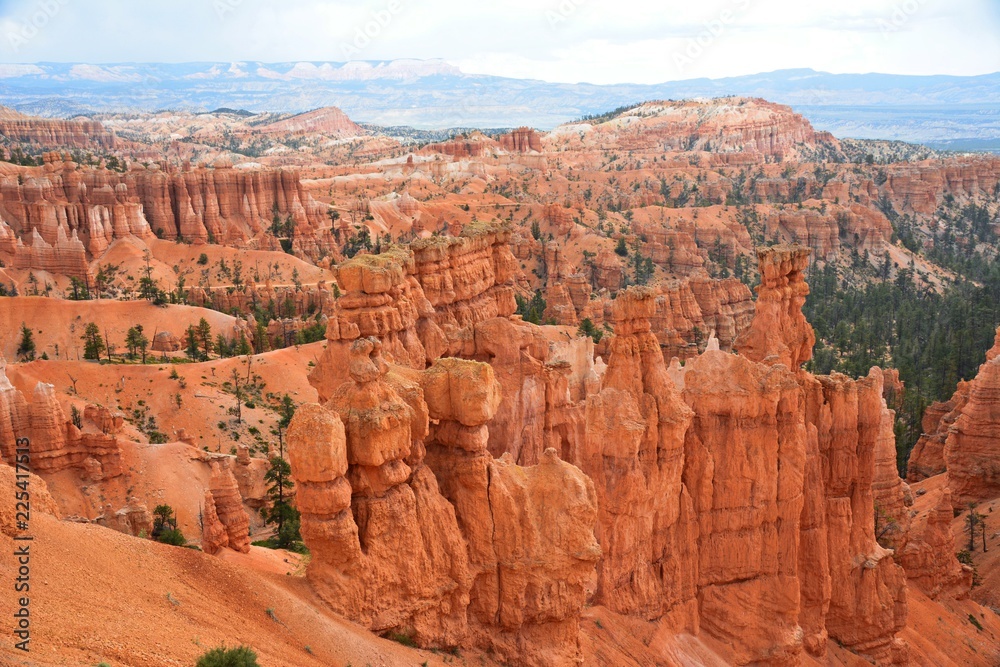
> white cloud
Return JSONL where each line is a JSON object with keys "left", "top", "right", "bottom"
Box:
{"left": 0, "top": 0, "right": 994, "bottom": 83}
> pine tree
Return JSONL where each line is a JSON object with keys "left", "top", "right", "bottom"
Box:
{"left": 136, "top": 325, "right": 149, "bottom": 363}
{"left": 235, "top": 333, "right": 253, "bottom": 357}
{"left": 82, "top": 323, "right": 106, "bottom": 361}
{"left": 263, "top": 395, "right": 301, "bottom": 549}
{"left": 614, "top": 236, "right": 628, "bottom": 257}
{"left": 151, "top": 504, "right": 185, "bottom": 546}
{"left": 124, "top": 325, "right": 150, "bottom": 362}
{"left": 185, "top": 325, "right": 200, "bottom": 361}
{"left": 16, "top": 323, "right": 36, "bottom": 361}
{"left": 139, "top": 251, "right": 157, "bottom": 301}
{"left": 197, "top": 318, "right": 213, "bottom": 359}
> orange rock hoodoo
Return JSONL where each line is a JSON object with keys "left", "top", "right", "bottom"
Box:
{"left": 0, "top": 354, "right": 28, "bottom": 464}
{"left": 41, "top": 393, "right": 120, "bottom": 480}
{"left": 289, "top": 339, "right": 599, "bottom": 664}
{"left": 309, "top": 222, "right": 519, "bottom": 398}
{"left": 735, "top": 244, "right": 815, "bottom": 369}
{"left": 283, "top": 238, "right": 933, "bottom": 665}
{"left": 0, "top": 153, "right": 332, "bottom": 277}
{"left": 202, "top": 460, "right": 251, "bottom": 554}
{"left": 2, "top": 376, "right": 124, "bottom": 481}
{"left": 908, "top": 329, "right": 1000, "bottom": 507}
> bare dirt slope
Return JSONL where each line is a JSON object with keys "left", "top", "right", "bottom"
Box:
{"left": 0, "top": 465, "right": 479, "bottom": 667}
{"left": 7, "top": 342, "right": 324, "bottom": 447}
{"left": 2, "top": 297, "right": 240, "bottom": 362}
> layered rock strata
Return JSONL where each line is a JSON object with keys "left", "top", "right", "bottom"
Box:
{"left": 309, "top": 222, "right": 518, "bottom": 399}
{"left": 290, "top": 339, "right": 600, "bottom": 665}
{"left": 0, "top": 153, "right": 331, "bottom": 274}
{"left": 0, "top": 111, "right": 117, "bottom": 149}
{"left": 24, "top": 383, "right": 123, "bottom": 480}
{"left": 205, "top": 460, "right": 251, "bottom": 554}
{"left": 572, "top": 246, "right": 910, "bottom": 665}
{"left": 734, "top": 244, "right": 815, "bottom": 368}
{"left": 917, "top": 329, "right": 1000, "bottom": 506}
{"left": 293, "top": 231, "right": 928, "bottom": 665}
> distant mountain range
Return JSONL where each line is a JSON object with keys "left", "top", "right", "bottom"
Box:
{"left": 0, "top": 61, "right": 997, "bottom": 148}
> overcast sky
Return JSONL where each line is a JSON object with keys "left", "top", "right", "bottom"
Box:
{"left": 0, "top": 0, "right": 997, "bottom": 84}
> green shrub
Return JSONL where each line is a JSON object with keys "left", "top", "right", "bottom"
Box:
{"left": 156, "top": 527, "right": 187, "bottom": 546}
{"left": 383, "top": 629, "right": 417, "bottom": 647}
{"left": 195, "top": 645, "right": 260, "bottom": 667}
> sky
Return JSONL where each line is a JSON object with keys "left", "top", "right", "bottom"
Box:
{"left": 0, "top": 0, "right": 997, "bottom": 84}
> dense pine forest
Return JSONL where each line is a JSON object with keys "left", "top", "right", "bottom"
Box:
{"left": 803, "top": 200, "right": 1000, "bottom": 473}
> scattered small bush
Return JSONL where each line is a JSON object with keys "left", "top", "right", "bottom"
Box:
{"left": 195, "top": 645, "right": 260, "bottom": 667}
{"left": 383, "top": 629, "right": 417, "bottom": 648}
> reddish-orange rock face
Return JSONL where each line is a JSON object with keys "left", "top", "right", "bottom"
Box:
{"left": 291, "top": 338, "right": 600, "bottom": 664}
{"left": 255, "top": 106, "right": 362, "bottom": 137}
{"left": 800, "top": 369, "right": 909, "bottom": 663}
{"left": 129, "top": 161, "right": 327, "bottom": 247}
{"left": 20, "top": 381, "right": 122, "bottom": 480}
{"left": 942, "top": 332, "right": 1000, "bottom": 506}
{"left": 552, "top": 98, "right": 837, "bottom": 160}
{"left": 898, "top": 481, "right": 972, "bottom": 600}
{"left": 207, "top": 460, "right": 251, "bottom": 553}
{"left": 200, "top": 490, "right": 229, "bottom": 555}
{"left": 0, "top": 108, "right": 117, "bottom": 150}
{"left": 735, "top": 244, "right": 815, "bottom": 370}
{"left": 500, "top": 127, "right": 543, "bottom": 153}
{"left": 0, "top": 354, "right": 28, "bottom": 464}
{"left": 0, "top": 152, "right": 334, "bottom": 276}
{"left": 907, "top": 381, "right": 972, "bottom": 482}
{"left": 296, "top": 337, "right": 473, "bottom": 647}
{"left": 310, "top": 222, "right": 519, "bottom": 399}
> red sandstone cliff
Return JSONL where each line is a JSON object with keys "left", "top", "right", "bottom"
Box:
{"left": 127, "top": 159, "right": 327, "bottom": 247}
{"left": 925, "top": 329, "right": 1000, "bottom": 507}
{"left": 572, "top": 98, "right": 840, "bottom": 161}
{"left": 0, "top": 152, "right": 331, "bottom": 276}
{"left": 0, "top": 107, "right": 117, "bottom": 150}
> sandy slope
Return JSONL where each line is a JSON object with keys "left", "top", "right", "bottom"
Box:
{"left": 5, "top": 344, "right": 325, "bottom": 536}
{"left": 146, "top": 238, "right": 333, "bottom": 286}
{"left": 1, "top": 297, "right": 240, "bottom": 362}
{"left": 0, "top": 467, "right": 472, "bottom": 667}
{"left": 6, "top": 342, "right": 324, "bottom": 447}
